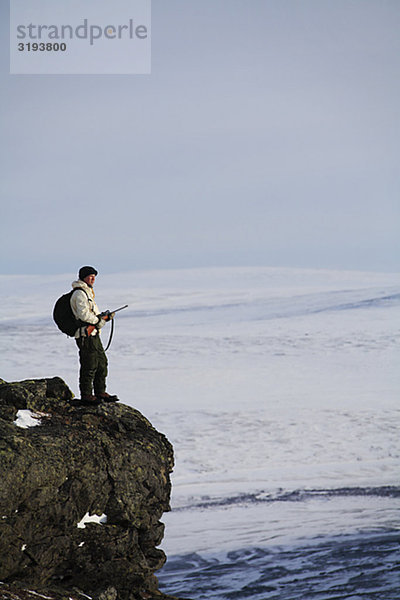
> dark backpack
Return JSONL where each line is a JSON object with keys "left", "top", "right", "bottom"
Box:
{"left": 53, "top": 289, "right": 88, "bottom": 337}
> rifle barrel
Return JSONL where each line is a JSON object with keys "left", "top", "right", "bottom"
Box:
{"left": 110, "top": 305, "right": 128, "bottom": 314}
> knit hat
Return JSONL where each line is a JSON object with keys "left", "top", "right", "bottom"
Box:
{"left": 79, "top": 266, "right": 98, "bottom": 280}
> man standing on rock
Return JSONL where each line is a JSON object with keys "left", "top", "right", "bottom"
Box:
{"left": 71, "top": 266, "right": 119, "bottom": 405}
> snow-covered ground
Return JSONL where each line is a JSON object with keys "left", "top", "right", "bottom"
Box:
{"left": 1, "top": 266, "right": 399, "bottom": 598}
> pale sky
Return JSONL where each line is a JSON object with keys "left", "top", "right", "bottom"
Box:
{"left": 1, "top": 0, "right": 399, "bottom": 274}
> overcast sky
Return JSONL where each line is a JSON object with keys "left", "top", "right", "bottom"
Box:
{"left": 1, "top": 0, "right": 399, "bottom": 275}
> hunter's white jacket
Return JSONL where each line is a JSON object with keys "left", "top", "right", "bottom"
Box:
{"left": 70, "top": 280, "right": 106, "bottom": 338}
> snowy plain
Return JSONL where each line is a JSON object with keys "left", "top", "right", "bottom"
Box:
{"left": 1, "top": 266, "right": 399, "bottom": 598}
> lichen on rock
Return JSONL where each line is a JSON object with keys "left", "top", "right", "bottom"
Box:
{"left": 0, "top": 377, "right": 186, "bottom": 600}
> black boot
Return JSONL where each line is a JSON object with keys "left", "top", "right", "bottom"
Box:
{"left": 97, "top": 392, "right": 119, "bottom": 402}
{"left": 80, "top": 395, "right": 101, "bottom": 406}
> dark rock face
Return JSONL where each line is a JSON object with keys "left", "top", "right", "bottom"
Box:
{"left": 0, "top": 377, "right": 182, "bottom": 600}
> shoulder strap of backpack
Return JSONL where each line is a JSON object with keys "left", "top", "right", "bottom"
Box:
{"left": 70, "top": 287, "right": 90, "bottom": 300}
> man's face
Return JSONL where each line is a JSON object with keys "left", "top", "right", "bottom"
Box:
{"left": 84, "top": 274, "right": 96, "bottom": 287}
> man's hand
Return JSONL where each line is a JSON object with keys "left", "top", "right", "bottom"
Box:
{"left": 99, "top": 310, "right": 114, "bottom": 321}
{"left": 103, "top": 311, "right": 115, "bottom": 321}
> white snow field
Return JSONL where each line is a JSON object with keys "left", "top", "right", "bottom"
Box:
{"left": 1, "top": 266, "right": 399, "bottom": 598}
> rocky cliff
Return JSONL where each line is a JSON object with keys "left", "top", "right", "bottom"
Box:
{"left": 0, "top": 377, "right": 185, "bottom": 600}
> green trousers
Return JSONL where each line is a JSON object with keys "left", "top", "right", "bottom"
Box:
{"left": 76, "top": 334, "right": 108, "bottom": 397}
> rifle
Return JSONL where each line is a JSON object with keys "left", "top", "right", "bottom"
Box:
{"left": 85, "top": 305, "right": 128, "bottom": 342}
